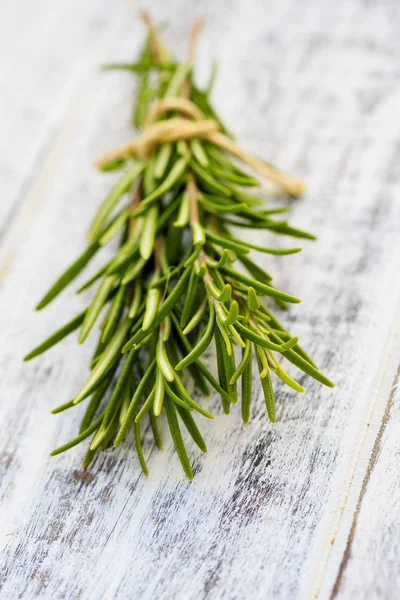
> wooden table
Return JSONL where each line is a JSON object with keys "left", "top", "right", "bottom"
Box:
{"left": 1, "top": 1, "right": 399, "bottom": 598}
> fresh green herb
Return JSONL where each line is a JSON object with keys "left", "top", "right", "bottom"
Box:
{"left": 26, "top": 13, "right": 333, "bottom": 479}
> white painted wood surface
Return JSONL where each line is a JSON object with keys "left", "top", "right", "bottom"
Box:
{"left": 1, "top": 1, "right": 400, "bottom": 598}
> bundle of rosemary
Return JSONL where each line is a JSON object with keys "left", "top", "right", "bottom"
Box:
{"left": 25, "top": 14, "right": 333, "bottom": 479}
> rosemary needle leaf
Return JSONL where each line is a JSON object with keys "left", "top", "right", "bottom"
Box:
{"left": 182, "top": 296, "right": 208, "bottom": 335}
{"left": 176, "top": 405, "right": 207, "bottom": 452}
{"left": 220, "top": 265, "right": 301, "bottom": 304}
{"left": 219, "top": 300, "right": 239, "bottom": 327}
{"left": 98, "top": 207, "right": 130, "bottom": 246}
{"left": 235, "top": 321, "right": 285, "bottom": 352}
{"left": 190, "top": 159, "right": 232, "bottom": 197}
{"left": 165, "top": 60, "right": 192, "bottom": 97}
{"left": 74, "top": 319, "right": 131, "bottom": 405}
{"left": 241, "top": 350, "right": 253, "bottom": 424}
{"left": 190, "top": 139, "right": 209, "bottom": 167}
{"left": 165, "top": 395, "right": 194, "bottom": 480}
{"left": 78, "top": 275, "right": 117, "bottom": 344}
{"left": 180, "top": 268, "right": 198, "bottom": 328}
{"left": 149, "top": 410, "right": 162, "bottom": 449}
{"left": 79, "top": 377, "right": 111, "bottom": 433}
{"left": 36, "top": 242, "right": 99, "bottom": 310}
{"left": 142, "top": 275, "right": 161, "bottom": 331}
{"left": 50, "top": 414, "right": 104, "bottom": 456}
{"left": 247, "top": 287, "right": 260, "bottom": 312}
{"left": 128, "top": 280, "right": 142, "bottom": 319}
{"left": 24, "top": 309, "right": 86, "bottom": 361}
{"left": 230, "top": 338, "right": 252, "bottom": 385}
{"left": 275, "top": 364, "right": 304, "bottom": 392}
{"left": 172, "top": 376, "right": 214, "bottom": 419}
{"left": 102, "top": 348, "right": 137, "bottom": 428}
{"left": 256, "top": 353, "right": 276, "bottom": 422}
{"left": 77, "top": 262, "right": 110, "bottom": 293}
{"left": 140, "top": 205, "right": 159, "bottom": 260}
{"left": 121, "top": 257, "right": 147, "bottom": 285}
{"left": 215, "top": 326, "right": 231, "bottom": 414}
{"left": 175, "top": 301, "right": 215, "bottom": 370}
{"left": 170, "top": 312, "right": 232, "bottom": 407}
{"left": 174, "top": 191, "right": 190, "bottom": 228}
{"left": 101, "top": 284, "right": 126, "bottom": 344}
{"left": 222, "top": 233, "right": 302, "bottom": 255}
{"left": 156, "top": 336, "right": 175, "bottom": 382}
{"left": 50, "top": 399, "right": 76, "bottom": 415}
{"left": 134, "top": 421, "right": 149, "bottom": 476}
{"left": 135, "top": 387, "right": 156, "bottom": 422}
{"left": 87, "top": 163, "right": 145, "bottom": 241}
{"left": 154, "top": 143, "right": 173, "bottom": 180}
{"left": 205, "top": 230, "right": 249, "bottom": 254}
{"left": 114, "top": 360, "right": 156, "bottom": 446}
{"left": 140, "top": 155, "right": 190, "bottom": 208}
{"left": 165, "top": 382, "right": 193, "bottom": 411}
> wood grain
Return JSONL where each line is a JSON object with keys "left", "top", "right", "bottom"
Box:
{"left": 1, "top": 1, "right": 400, "bottom": 598}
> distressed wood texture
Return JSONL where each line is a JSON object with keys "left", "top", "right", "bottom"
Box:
{"left": 1, "top": 1, "right": 400, "bottom": 599}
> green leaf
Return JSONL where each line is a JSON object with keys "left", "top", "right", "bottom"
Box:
{"left": 24, "top": 309, "right": 86, "bottom": 361}
{"left": 268, "top": 330, "right": 334, "bottom": 388}
{"left": 140, "top": 155, "right": 190, "bottom": 208}
{"left": 205, "top": 230, "right": 249, "bottom": 254}
{"left": 149, "top": 410, "right": 162, "bottom": 449}
{"left": 182, "top": 296, "right": 207, "bottom": 335}
{"left": 256, "top": 352, "right": 276, "bottom": 423}
{"left": 164, "top": 61, "right": 192, "bottom": 97}
{"left": 134, "top": 420, "right": 149, "bottom": 476}
{"left": 78, "top": 275, "right": 117, "bottom": 343}
{"left": 79, "top": 377, "right": 111, "bottom": 433}
{"left": 215, "top": 323, "right": 237, "bottom": 402}
{"left": 156, "top": 335, "right": 175, "bottom": 382}
{"left": 190, "top": 139, "right": 209, "bottom": 167}
{"left": 174, "top": 191, "right": 190, "bottom": 228}
{"left": 36, "top": 242, "right": 100, "bottom": 310}
{"left": 73, "top": 318, "right": 131, "bottom": 405}
{"left": 172, "top": 376, "right": 214, "bottom": 419}
{"left": 135, "top": 387, "right": 156, "bottom": 422}
{"left": 220, "top": 265, "right": 301, "bottom": 304}
{"left": 176, "top": 405, "right": 207, "bottom": 452}
{"left": 190, "top": 159, "right": 232, "bottom": 197}
{"left": 114, "top": 359, "right": 156, "bottom": 446}
{"left": 50, "top": 413, "right": 104, "bottom": 456}
{"left": 274, "top": 364, "right": 304, "bottom": 392}
{"left": 98, "top": 208, "right": 131, "bottom": 246}
{"left": 215, "top": 326, "right": 231, "bottom": 414}
{"left": 230, "top": 338, "right": 252, "bottom": 385}
{"left": 142, "top": 274, "right": 161, "bottom": 331}
{"left": 175, "top": 301, "right": 215, "bottom": 370}
{"left": 154, "top": 143, "right": 173, "bottom": 180}
{"left": 241, "top": 350, "right": 252, "bottom": 424}
{"left": 247, "top": 287, "right": 260, "bottom": 312}
{"left": 128, "top": 280, "right": 142, "bottom": 319}
{"left": 140, "top": 205, "right": 159, "bottom": 260}
{"left": 164, "top": 395, "right": 194, "bottom": 480}
{"left": 121, "top": 256, "right": 147, "bottom": 285}
{"left": 101, "top": 284, "right": 126, "bottom": 344}
{"left": 221, "top": 232, "right": 302, "bottom": 255}
{"left": 87, "top": 162, "right": 145, "bottom": 241}
{"left": 101, "top": 348, "right": 137, "bottom": 429}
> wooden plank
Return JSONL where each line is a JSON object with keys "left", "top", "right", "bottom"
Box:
{"left": 1, "top": 1, "right": 400, "bottom": 599}
{"left": 0, "top": 0, "right": 122, "bottom": 238}
{"left": 331, "top": 353, "right": 400, "bottom": 599}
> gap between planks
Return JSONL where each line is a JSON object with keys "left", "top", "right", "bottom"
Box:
{"left": 306, "top": 298, "right": 400, "bottom": 599}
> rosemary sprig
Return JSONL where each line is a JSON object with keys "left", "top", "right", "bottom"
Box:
{"left": 25, "top": 13, "right": 333, "bottom": 479}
